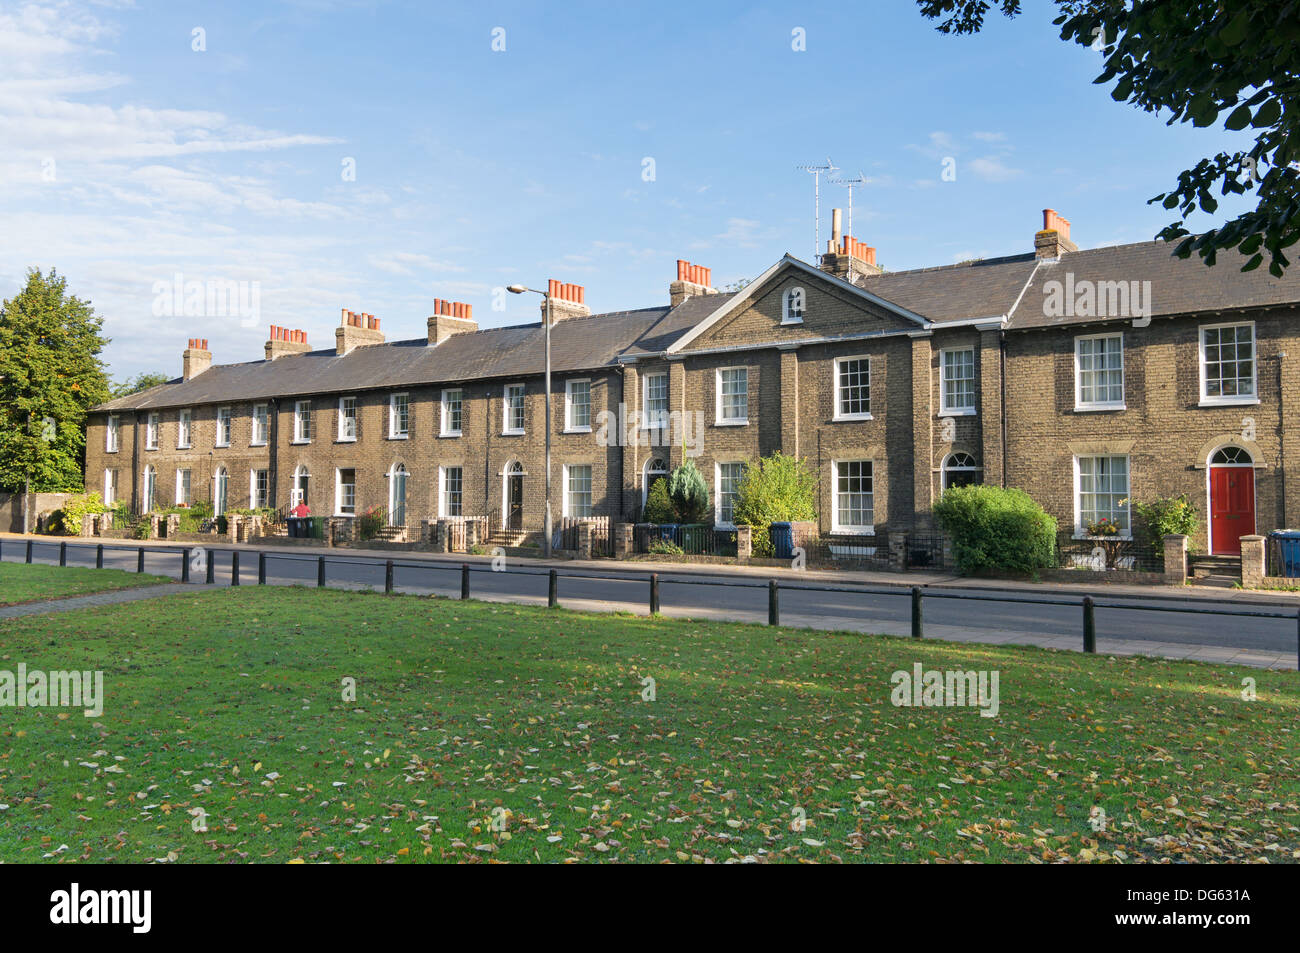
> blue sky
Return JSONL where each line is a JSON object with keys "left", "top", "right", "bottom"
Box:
{"left": 0, "top": 0, "right": 1255, "bottom": 380}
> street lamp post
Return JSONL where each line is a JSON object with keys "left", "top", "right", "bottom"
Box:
{"left": 507, "top": 284, "right": 554, "bottom": 558}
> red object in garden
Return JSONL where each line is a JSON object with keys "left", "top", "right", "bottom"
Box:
{"left": 291, "top": 504, "right": 311, "bottom": 518}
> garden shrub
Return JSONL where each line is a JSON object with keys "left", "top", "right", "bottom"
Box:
{"left": 732, "top": 453, "right": 817, "bottom": 557}
{"left": 357, "top": 505, "right": 387, "bottom": 541}
{"left": 52, "top": 492, "right": 106, "bottom": 535}
{"left": 641, "top": 476, "right": 675, "bottom": 523}
{"left": 646, "top": 537, "right": 684, "bottom": 556}
{"left": 1131, "top": 494, "right": 1200, "bottom": 556}
{"left": 933, "top": 484, "right": 1057, "bottom": 574}
{"left": 666, "top": 460, "right": 710, "bottom": 524}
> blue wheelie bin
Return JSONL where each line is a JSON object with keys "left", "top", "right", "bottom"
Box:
{"left": 770, "top": 521, "right": 794, "bottom": 559}
{"left": 1269, "top": 530, "right": 1300, "bottom": 577}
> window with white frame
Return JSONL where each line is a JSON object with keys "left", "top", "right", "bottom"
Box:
{"left": 336, "top": 468, "right": 356, "bottom": 516}
{"left": 215, "top": 407, "right": 231, "bottom": 447}
{"left": 440, "top": 466, "right": 463, "bottom": 517}
{"left": 716, "top": 462, "right": 746, "bottom": 526}
{"left": 105, "top": 415, "right": 119, "bottom": 453}
{"left": 174, "top": 467, "right": 191, "bottom": 505}
{"left": 389, "top": 393, "right": 409, "bottom": 438}
{"left": 1200, "top": 322, "right": 1256, "bottom": 403}
{"left": 940, "top": 348, "right": 976, "bottom": 414}
{"left": 103, "top": 468, "right": 118, "bottom": 505}
{"left": 1075, "top": 334, "right": 1124, "bottom": 409}
{"left": 565, "top": 464, "right": 593, "bottom": 517}
{"left": 177, "top": 408, "right": 192, "bottom": 448}
{"left": 338, "top": 397, "right": 357, "bottom": 441}
{"left": 717, "top": 368, "right": 749, "bottom": 424}
{"left": 388, "top": 463, "right": 408, "bottom": 525}
{"left": 250, "top": 468, "right": 270, "bottom": 509}
{"left": 145, "top": 413, "right": 159, "bottom": 450}
{"left": 566, "top": 379, "right": 591, "bottom": 431}
{"left": 942, "top": 452, "right": 980, "bottom": 490}
{"left": 142, "top": 465, "right": 157, "bottom": 511}
{"left": 834, "top": 357, "right": 871, "bottom": 419}
{"left": 503, "top": 383, "right": 525, "bottom": 434}
{"left": 643, "top": 456, "right": 668, "bottom": 507}
{"left": 291, "top": 465, "right": 310, "bottom": 510}
{"left": 643, "top": 373, "right": 668, "bottom": 430}
{"left": 833, "top": 460, "right": 873, "bottom": 531}
{"left": 251, "top": 404, "right": 269, "bottom": 445}
{"left": 1076, "top": 455, "right": 1130, "bottom": 536}
{"left": 782, "top": 287, "right": 806, "bottom": 324}
{"left": 441, "top": 389, "right": 463, "bottom": 436}
{"left": 294, "top": 400, "right": 312, "bottom": 442}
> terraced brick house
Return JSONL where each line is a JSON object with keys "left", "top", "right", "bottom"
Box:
{"left": 86, "top": 209, "right": 1300, "bottom": 557}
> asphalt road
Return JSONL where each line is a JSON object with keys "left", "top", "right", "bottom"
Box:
{"left": 4, "top": 537, "right": 1297, "bottom": 659}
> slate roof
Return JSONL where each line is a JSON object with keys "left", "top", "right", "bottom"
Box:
{"left": 97, "top": 239, "right": 1300, "bottom": 412}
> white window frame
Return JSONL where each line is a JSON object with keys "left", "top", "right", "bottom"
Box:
{"left": 177, "top": 408, "right": 192, "bottom": 448}
{"left": 563, "top": 464, "right": 594, "bottom": 518}
{"left": 833, "top": 355, "right": 873, "bottom": 421}
{"left": 145, "top": 412, "right": 159, "bottom": 450}
{"left": 389, "top": 392, "right": 410, "bottom": 439}
{"left": 215, "top": 406, "right": 231, "bottom": 447}
{"left": 715, "top": 367, "right": 749, "bottom": 426}
{"left": 142, "top": 465, "right": 157, "bottom": 511}
{"left": 213, "top": 467, "right": 228, "bottom": 517}
{"left": 291, "top": 465, "right": 310, "bottom": 510}
{"left": 938, "top": 347, "right": 977, "bottom": 416}
{"left": 250, "top": 468, "right": 270, "bottom": 509}
{"left": 293, "top": 400, "right": 312, "bottom": 443}
{"left": 388, "top": 462, "right": 409, "bottom": 525}
{"left": 439, "top": 465, "right": 464, "bottom": 518}
{"left": 175, "top": 467, "right": 192, "bottom": 505}
{"left": 642, "top": 372, "right": 669, "bottom": 430}
{"left": 714, "top": 461, "right": 746, "bottom": 528}
{"left": 335, "top": 467, "right": 356, "bottom": 517}
{"left": 1073, "top": 454, "right": 1131, "bottom": 539}
{"left": 941, "top": 452, "right": 981, "bottom": 491}
{"left": 441, "top": 388, "right": 463, "bottom": 437}
{"left": 782, "top": 286, "right": 806, "bottom": 324}
{"left": 503, "top": 383, "right": 525, "bottom": 435}
{"left": 1074, "top": 333, "right": 1126, "bottom": 411}
{"left": 642, "top": 456, "right": 669, "bottom": 508}
{"left": 251, "top": 403, "right": 269, "bottom": 446}
{"left": 337, "top": 396, "right": 357, "bottom": 442}
{"left": 1199, "top": 321, "right": 1259, "bottom": 406}
{"left": 103, "top": 468, "right": 118, "bottom": 505}
{"left": 105, "top": 415, "right": 119, "bottom": 453}
{"left": 831, "top": 459, "right": 874, "bottom": 533}
{"left": 565, "top": 378, "right": 592, "bottom": 433}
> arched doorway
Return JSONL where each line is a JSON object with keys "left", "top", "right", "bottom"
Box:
{"left": 504, "top": 461, "right": 525, "bottom": 531}
{"left": 388, "top": 463, "right": 408, "bottom": 527}
{"left": 1208, "top": 446, "right": 1255, "bottom": 555}
{"left": 643, "top": 456, "right": 668, "bottom": 509}
{"left": 291, "top": 465, "right": 310, "bottom": 511}
{"left": 213, "top": 467, "right": 228, "bottom": 517}
{"left": 941, "top": 451, "right": 980, "bottom": 490}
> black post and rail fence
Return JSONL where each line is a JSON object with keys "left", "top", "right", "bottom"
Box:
{"left": 3, "top": 538, "right": 1298, "bottom": 668}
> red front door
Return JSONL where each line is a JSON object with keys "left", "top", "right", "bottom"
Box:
{"left": 1209, "top": 466, "right": 1255, "bottom": 555}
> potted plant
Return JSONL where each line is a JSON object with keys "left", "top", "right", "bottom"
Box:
{"left": 1085, "top": 516, "right": 1124, "bottom": 569}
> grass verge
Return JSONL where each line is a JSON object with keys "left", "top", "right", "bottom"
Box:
{"left": 0, "top": 585, "right": 1295, "bottom": 863}
{"left": 0, "top": 562, "right": 173, "bottom": 607}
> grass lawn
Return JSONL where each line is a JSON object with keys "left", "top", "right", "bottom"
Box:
{"left": 0, "top": 585, "right": 1295, "bottom": 864}
{"left": 0, "top": 562, "right": 173, "bottom": 607}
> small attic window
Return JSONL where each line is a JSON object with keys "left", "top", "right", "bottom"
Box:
{"left": 782, "top": 287, "right": 806, "bottom": 324}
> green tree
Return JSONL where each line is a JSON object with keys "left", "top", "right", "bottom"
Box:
{"left": 0, "top": 268, "right": 111, "bottom": 492}
{"left": 732, "top": 452, "right": 818, "bottom": 557}
{"left": 933, "top": 484, "right": 1057, "bottom": 575}
{"left": 917, "top": 1, "right": 1299, "bottom": 275}
{"left": 110, "top": 371, "right": 170, "bottom": 399}
{"left": 666, "top": 459, "right": 711, "bottom": 523}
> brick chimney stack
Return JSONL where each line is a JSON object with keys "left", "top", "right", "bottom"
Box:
{"left": 670, "top": 259, "right": 716, "bottom": 307}
{"left": 335, "top": 308, "right": 386, "bottom": 356}
{"left": 819, "top": 212, "right": 883, "bottom": 280}
{"left": 265, "top": 325, "right": 311, "bottom": 361}
{"left": 1035, "top": 208, "right": 1077, "bottom": 259}
{"left": 427, "top": 299, "right": 478, "bottom": 345}
{"left": 543, "top": 280, "right": 591, "bottom": 323}
{"left": 182, "top": 338, "right": 211, "bottom": 380}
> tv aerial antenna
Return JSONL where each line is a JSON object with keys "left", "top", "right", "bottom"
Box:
{"left": 830, "top": 171, "right": 868, "bottom": 241}
{"left": 796, "top": 158, "right": 838, "bottom": 262}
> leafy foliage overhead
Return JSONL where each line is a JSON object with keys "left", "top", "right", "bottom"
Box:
{"left": 0, "top": 268, "right": 110, "bottom": 492}
{"left": 110, "top": 372, "right": 171, "bottom": 399}
{"left": 916, "top": 0, "right": 1300, "bottom": 275}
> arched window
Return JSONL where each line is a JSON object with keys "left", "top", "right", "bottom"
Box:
{"left": 214, "top": 467, "right": 228, "bottom": 517}
{"left": 643, "top": 456, "right": 668, "bottom": 507}
{"left": 292, "top": 465, "right": 310, "bottom": 510}
{"left": 388, "top": 463, "right": 408, "bottom": 526}
{"left": 142, "top": 465, "right": 157, "bottom": 512}
{"left": 942, "top": 452, "right": 980, "bottom": 490}
{"left": 782, "top": 287, "right": 806, "bottom": 324}
{"left": 1211, "top": 446, "right": 1252, "bottom": 465}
